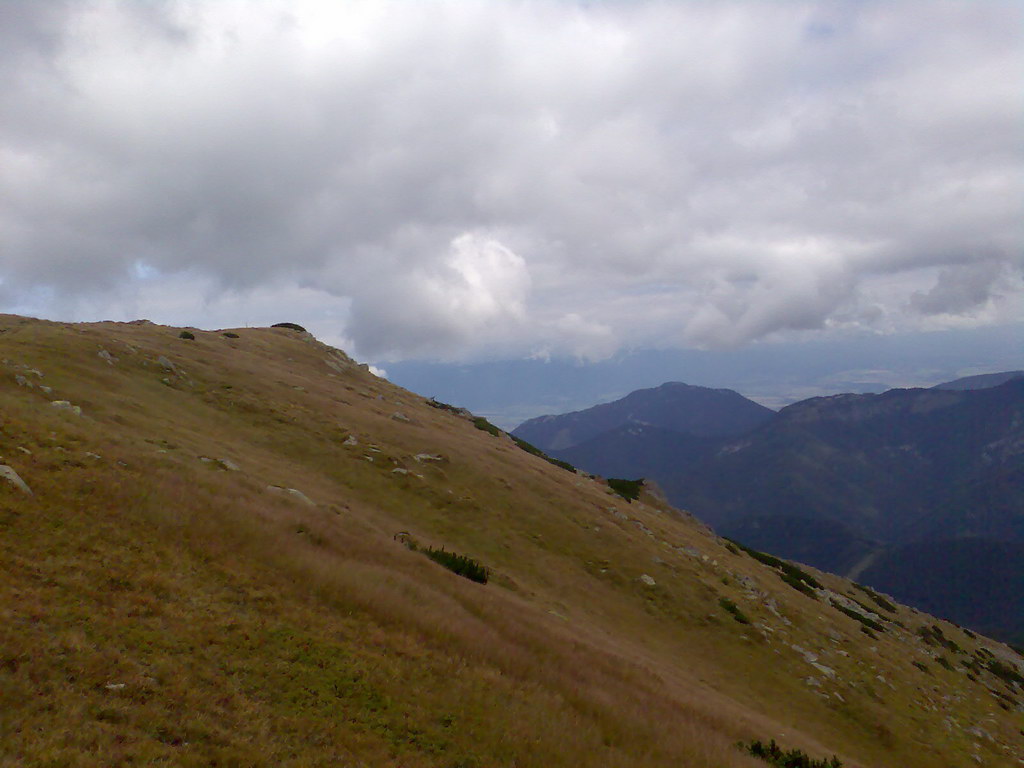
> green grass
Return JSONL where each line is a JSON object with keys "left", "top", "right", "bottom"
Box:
{"left": 718, "top": 597, "right": 751, "bottom": 625}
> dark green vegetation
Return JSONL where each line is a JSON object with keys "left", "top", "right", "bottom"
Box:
{"left": 832, "top": 603, "right": 885, "bottom": 633}
{"left": 472, "top": 416, "right": 502, "bottom": 437}
{"left": 222, "top": 332, "right": 239, "bottom": 338}
{"left": 718, "top": 597, "right": 751, "bottom": 625}
{"left": 510, "top": 435, "right": 576, "bottom": 473}
{"left": 727, "top": 539, "right": 822, "bottom": 596}
{"left": 178, "top": 330, "right": 195, "bottom": 340}
{"left": 742, "top": 739, "right": 842, "bottom": 768}
{"left": 421, "top": 547, "right": 489, "bottom": 584}
{"left": 851, "top": 582, "right": 896, "bottom": 614}
{"left": 607, "top": 477, "right": 643, "bottom": 502}
{"left": 271, "top": 322, "right": 307, "bottom": 332}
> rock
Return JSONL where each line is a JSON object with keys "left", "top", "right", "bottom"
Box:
{"left": 84, "top": 452, "right": 102, "bottom": 460}
{"left": 391, "top": 468, "right": 410, "bottom": 475}
{"left": 811, "top": 662, "right": 837, "bottom": 680}
{"left": 104, "top": 683, "right": 126, "bottom": 691}
{"left": 266, "top": 486, "right": 315, "bottom": 506}
{"left": 157, "top": 356, "right": 177, "bottom": 373}
{"left": 414, "top": 453, "right": 445, "bottom": 463}
{"left": 639, "top": 574, "right": 656, "bottom": 586}
{"left": 343, "top": 435, "right": 358, "bottom": 446}
{"left": 51, "top": 401, "right": 82, "bottom": 416}
{"left": 391, "top": 411, "right": 411, "bottom": 423}
{"left": 14, "top": 374, "right": 32, "bottom": 388}
{"left": 97, "top": 349, "right": 117, "bottom": 365}
{"left": 39, "top": 386, "right": 52, "bottom": 395}
{"left": 200, "top": 456, "right": 239, "bottom": 471}
{"left": 804, "top": 676, "right": 822, "bottom": 688}
{"left": 0, "top": 465, "right": 32, "bottom": 495}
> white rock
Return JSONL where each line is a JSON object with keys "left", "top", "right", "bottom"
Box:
{"left": 343, "top": 435, "right": 358, "bottom": 446}
{"left": 14, "top": 374, "right": 31, "bottom": 388}
{"left": 639, "top": 574, "right": 656, "bottom": 586}
{"left": 414, "top": 453, "right": 445, "bottom": 463}
{"left": 391, "top": 411, "right": 411, "bottom": 423}
{"left": 266, "top": 486, "right": 315, "bottom": 506}
{"left": 97, "top": 350, "right": 117, "bottom": 365}
{"left": 51, "top": 401, "right": 82, "bottom": 416}
{"left": 0, "top": 465, "right": 32, "bottom": 495}
{"left": 157, "top": 355, "right": 177, "bottom": 373}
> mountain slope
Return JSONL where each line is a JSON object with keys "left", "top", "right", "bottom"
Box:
{"left": 1, "top": 315, "right": 1023, "bottom": 767}
{"left": 933, "top": 370, "right": 1024, "bottom": 391}
{"left": 512, "top": 381, "right": 773, "bottom": 452}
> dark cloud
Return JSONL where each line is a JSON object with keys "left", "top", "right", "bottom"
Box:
{"left": 0, "top": 0, "right": 1021, "bottom": 360}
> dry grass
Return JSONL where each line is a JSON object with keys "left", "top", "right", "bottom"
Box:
{"left": 1, "top": 314, "right": 1022, "bottom": 767}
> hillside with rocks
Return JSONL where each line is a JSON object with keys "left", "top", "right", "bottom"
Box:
{"left": 2, "top": 315, "right": 1023, "bottom": 767}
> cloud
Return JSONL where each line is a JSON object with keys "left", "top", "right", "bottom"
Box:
{"left": 0, "top": 0, "right": 1021, "bottom": 361}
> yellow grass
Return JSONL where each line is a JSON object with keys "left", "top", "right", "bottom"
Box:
{"left": 1, "top": 314, "right": 1021, "bottom": 767}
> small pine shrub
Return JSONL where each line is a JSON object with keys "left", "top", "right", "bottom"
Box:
{"left": 935, "top": 656, "right": 954, "bottom": 671}
{"left": 223, "top": 332, "right": 239, "bottom": 338}
{"left": 912, "top": 661, "right": 930, "bottom": 674}
{"left": 472, "top": 417, "right": 502, "bottom": 437}
{"left": 851, "top": 582, "right": 896, "bottom": 613}
{"left": 272, "top": 322, "right": 307, "bottom": 332}
{"left": 833, "top": 603, "right": 885, "bottom": 633}
{"left": 860, "top": 625, "right": 878, "bottom": 640}
{"left": 607, "top": 477, "right": 643, "bottom": 502}
{"left": 719, "top": 597, "right": 751, "bottom": 625}
{"left": 422, "top": 547, "right": 489, "bottom": 584}
{"left": 510, "top": 435, "right": 577, "bottom": 473}
{"left": 726, "top": 539, "right": 822, "bottom": 594}
{"left": 179, "top": 330, "right": 195, "bottom": 340}
{"left": 742, "top": 738, "right": 843, "bottom": 768}
{"left": 987, "top": 659, "right": 1024, "bottom": 687}
{"left": 427, "top": 398, "right": 466, "bottom": 415}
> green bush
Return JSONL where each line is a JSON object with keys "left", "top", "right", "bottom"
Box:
{"left": 472, "top": 416, "right": 502, "bottom": 437}
{"left": 742, "top": 738, "right": 842, "bottom": 768}
{"left": 272, "top": 322, "right": 307, "bottom": 332}
{"left": 987, "top": 659, "right": 1024, "bottom": 687}
{"left": 179, "top": 330, "right": 195, "bottom": 340}
{"left": 851, "top": 582, "right": 896, "bottom": 613}
{"left": 510, "top": 435, "right": 577, "bottom": 473}
{"left": 422, "top": 547, "right": 489, "bottom": 584}
{"left": 912, "top": 661, "right": 930, "bottom": 675}
{"left": 726, "top": 539, "right": 822, "bottom": 594}
{"left": 833, "top": 603, "right": 885, "bottom": 633}
{"left": 935, "top": 656, "right": 954, "bottom": 671}
{"left": 719, "top": 597, "right": 751, "bottom": 625}
{"left": 607, "top": 477, "right": 643, "bottom": 502}
{"left": 223, "top": 332, "right": 239, "bottom": 338}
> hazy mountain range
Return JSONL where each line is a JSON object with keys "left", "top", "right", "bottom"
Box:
{"left": 514, "top": 373, "right": 1024, "bottom": 643}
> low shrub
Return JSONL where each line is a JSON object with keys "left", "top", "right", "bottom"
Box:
{"left": 223, "top": 332, "right": 239, "bottom": 338}
{"left": 726, "top": 539, "right": 822, "bottom": 594}
{"left": 917, "top": 625, "right": 962, "bottom": 653}
{"left": 607, "top": 477, "right": 643, "bottom": 502}
{"left": 427, "top": 398, "right": 466, "bottom": 415}
{"left": 833, "top": 603, "right": 885, "bottom": 633}
{"left": 510, "top": 435, "right": 576, "bottom": 473}
{"left": 421, "top": 547, "right": 488, "bottom": 584}
{"left": 742, "top": 738, "right": 842, "bottom": 768}
{"left": 851, "top": 582, "right": 896, "bottom": 613}
{"left": 912, "top": 661, "right": 930, "bottom": 675}
{"left": 935, "top": 656, "right": 954, "bottom": 671}
{"left": 179, "top": 330, "right": 195, "bottom": 340}
{"left": 271, "top": 322, "right": 307, "bottom": 332}
{"left": 718, "top": 597, "right": 751, "bottom": 625}
{"left": 472, "top": 416, "right": 502, "bottom": 437}
{"left": 987, "top": 659, "right": 1024, "bottom": 687}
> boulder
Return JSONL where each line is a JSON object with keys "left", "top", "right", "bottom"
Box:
{"left": 51, "top": 401, "right": 82, "bottom": 416}
{"left": 0, "top": 465, "right": 32, "bottom": 495}
{"left": 639, "top": 574, "right": 656, "bottom": 586}
{"left": 267, "top": 486, "right": 315, "bottom": 506}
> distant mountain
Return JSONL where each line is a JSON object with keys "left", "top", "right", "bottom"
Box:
{"left": 512, "top": 381, "right": 773, "bottom": 452}
{"left": 933, "top": 370, "right": 1024, "bottom": 391}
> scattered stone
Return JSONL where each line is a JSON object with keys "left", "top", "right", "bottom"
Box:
{"left": 84, "top": 452, "right": 102, "bottom": 460}
{"left": 811, "top": 662, "right": 837, "bottom": 680}
{"left": 97, "top": 349, "right": 117, "bottom": 365}
{"left": 39, "top": 385, "right": 52, "bottom": 394}
{"left": 17, "top": 447, "right": 32, "bottom": 455}
{"left": 14, "top": 374, "right": 31, "bottom": 388}
{"left": 200, "top": 456, "right": 239, "bottom": 471}
{"left": 343, "top": 435, "right": 358, "bottom": 446}
{"left": 639, "top": 574, "right": 656, "bottom": 586}
{"left": 804, "top": 676, "right": 822, "bottom": 688}
{"left": 0, "top": 465, "right": 32, "bottom": 495}
{"left": 104, "top": 683, "right": 126, "bottom": 691}
{"left": 391, "top": 411, "right": 411, "bottom": 423}
{"left": 157, "top": 356, "right": 177, "bottom": 373}
{"left": 414, "top": 453, "right": 445, "bottom": 463}
{"left": 391, "top": 468, "right": 410, "bottom": 475}
{"left": 51, "top": 401, "right": 82, "bottom": 416}
{"left": 266, "top": 486, "right": 315, "bottom": 506}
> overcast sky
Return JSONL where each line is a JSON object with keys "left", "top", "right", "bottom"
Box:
{"left": 2, "top": 0, "right": 1022, "bottom": 368}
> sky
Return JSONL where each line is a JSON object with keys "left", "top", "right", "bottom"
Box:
{"left": 2, "top": 0, "right": 1022, "bottom": 420}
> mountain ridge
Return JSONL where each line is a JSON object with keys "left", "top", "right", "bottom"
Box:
{"left": 2, "top": 314, "right": 1023, "bottom": 766}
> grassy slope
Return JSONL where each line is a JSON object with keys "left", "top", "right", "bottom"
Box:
{"left": 0, "top": 314, "right": 1021, "bottom": 767}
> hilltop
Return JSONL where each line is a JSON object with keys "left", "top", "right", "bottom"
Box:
{"left": 1, "top": 315, "right": 1022, "bottom": 767}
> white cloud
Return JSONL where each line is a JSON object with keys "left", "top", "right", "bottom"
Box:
{"left": 0, "top": 0, "right": 1020, "bottom": 361}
